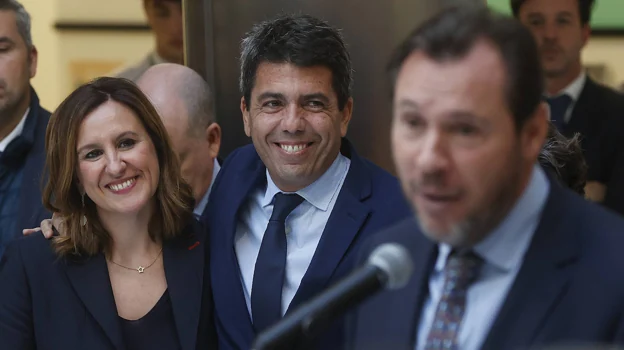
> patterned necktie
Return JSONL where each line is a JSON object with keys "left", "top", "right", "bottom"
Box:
{"left": 545, "top": 94, "right": 573, "bottom": 132}
{"left": 251, "top": 192, "right": 304, "bottom": 332}
{"left": 424, "top": 250, "right": 483, "bottom": 350}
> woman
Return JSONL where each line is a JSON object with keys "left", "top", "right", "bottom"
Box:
{"left": 0, "top": 77, "right": 215, "bottom": 349}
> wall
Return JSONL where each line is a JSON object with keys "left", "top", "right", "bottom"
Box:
{"left": 21, "top": 0, "right": 62, "bottom": 111}
{"left": 20, "top": 0, "right": 154, "bottom": 112}
{"left": 584, "top": 38, "right": 624, "bottom": 89}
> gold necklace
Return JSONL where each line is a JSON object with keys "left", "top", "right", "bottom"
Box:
{"left": 108, "top": 248, "right": 163, "bottom": 274}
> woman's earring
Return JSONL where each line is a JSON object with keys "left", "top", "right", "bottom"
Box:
{"left": 81, "top": 193, "right": 87, "bottom": 227}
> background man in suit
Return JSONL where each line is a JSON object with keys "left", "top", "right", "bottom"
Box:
{"left": 512, "top": 0, "right": 624, "bottom": 213}
{"left": 112, "top": 0, "right": 183, "bottom": 81}
{"left": 0, "top": 0, "right": 50, "bottom": 259}
{"left": 136, "top": 63, "right": 221, "bottom": 222}
{"left": 350, "top": 5, "right": 624, "bottom": 350}
{"left": 207, "top": 13, "right": 411, "bottom": 349}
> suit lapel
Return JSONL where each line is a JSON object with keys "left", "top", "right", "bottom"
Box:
{"left": 288, "top": 145, "right": 372, "bottom": 310}
{"left": 396, "top": 229, "right": 437, "bottom": 348}
{"left": 566, "top": 78, "right": 597, "bottom": 138}
{"left": 354, "top": 219, "right": 437, "bottom": 350}
{"left": 64, "top": 253, "right": 126, "bottom": 350}
{"left": 17, "top": 100, "right": 49, "bottom": 231}
{"left": 163, "top": 228, "right": 205, "bottom": 350}
{"left": 211, "top": 152, "right": 266, "bottom": 345}
{"left": 481, "top": 183, "right": 579, "bottom": 349}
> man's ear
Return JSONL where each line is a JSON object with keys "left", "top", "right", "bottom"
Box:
{"left": 241, "top": 96, "right": 252, "bottom": 137}
{"left": 340, "top": 97, "right": 354, "bottom": 137}
{"left": 521, "top": 101, "right": 549, "bottom": 161}
{"left": 28, "top": 45, "right": 38, "bottom": 79}
{"left": 205, "top": 122, "right": 221, "bottom": 158}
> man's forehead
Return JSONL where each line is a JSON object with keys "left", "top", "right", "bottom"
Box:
{"left": 0, "top": 11, "right": 18, "bottom": 35}
{"left": 399, "top": 43, "right": 505, "bottom": 90}
{"left": 520, "top": 0, "right": 580, "bottom": 15}
{"left": 252, "top": 63, "right": 337, "bottom": 98}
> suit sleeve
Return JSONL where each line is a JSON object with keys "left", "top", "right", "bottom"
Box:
{"left": 0, "top": 240, "right": 36, "bottom": 350}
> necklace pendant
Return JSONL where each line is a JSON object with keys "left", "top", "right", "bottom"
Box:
{"left": 137, "top": 266, "right": 145, "bottom": 273}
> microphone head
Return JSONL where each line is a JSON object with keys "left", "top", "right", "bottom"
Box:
{"left": 367, "top": 243, "right": 413, "bottom": 290}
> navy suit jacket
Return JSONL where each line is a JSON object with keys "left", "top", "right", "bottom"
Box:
{"left": 564, "top": 77, "right": 624, "bottom": 215}
{"left": 16, "top": 88, "right": 51, "bottom": 231}
{"left": 350, "top": 179, "right": 624, "bottom": 350}
{"left": 0, "top": 220, "right": 217, "bottom": 350}
{"left": 207, "top": 139, "right": 411, "bottom": 349}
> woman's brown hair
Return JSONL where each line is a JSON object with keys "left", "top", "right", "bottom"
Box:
{"left": 43, "top": 77, "right": 195, "bottom": 257}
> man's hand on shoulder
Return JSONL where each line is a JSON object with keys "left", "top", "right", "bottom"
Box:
{"left": 22, "top": 213, "right": 62, "bottom": 239}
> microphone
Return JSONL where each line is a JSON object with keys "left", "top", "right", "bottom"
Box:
{"left": 251, "top": 242, "right": 414, "bottom": 350}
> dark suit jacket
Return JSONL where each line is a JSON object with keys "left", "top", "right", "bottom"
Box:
{"left": 17, "top": 88, "right": 51, "bottom": 231}
{"left": 563, "top": 77, "right": 624, "bottom": 215}
{"left": 207, "top": 139, "right": 411, "bottom": 349}
{"left": 350, "top": 179, "right": 624, "bottom": 350}
{"left": 0, "top": 220, "right": 216, "bottom": 350}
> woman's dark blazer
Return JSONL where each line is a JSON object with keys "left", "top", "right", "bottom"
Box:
{"left": 0, "top": 219, "right": 217, "bottom": 350}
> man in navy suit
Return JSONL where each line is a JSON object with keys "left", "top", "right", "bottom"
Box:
{"left": 512, "top": 0, "right": 624, "bottom": 214}
{"left": 136, "top": 63, "right": 222, "bottom": 222}
{"left": 0, "top": 0, "right": 50, "bottom": 259}
{"left": 207, "top": 13, "right": 411, "bottom": 349}
{"left": 350, "top": 4, "right": 624, "bottom": 350}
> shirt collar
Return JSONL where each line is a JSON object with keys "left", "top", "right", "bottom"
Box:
{"left": 193, "top": 158, "right": 221, "bottom": 217}
{"left": 0, "top": 107, "right": 30, "bottom": 152}
{"left": 546, "top": 71, "right": 586, "bottom": 102}
{"left": 262, "top": 153, "right": 349, "bottom": 211}
{"left": 435, "top": 165, "right": 550, "bottom": 272}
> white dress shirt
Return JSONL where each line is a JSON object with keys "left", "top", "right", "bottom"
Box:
{"left": 235, "top": 153, "right": 351, "bottom": 318}
{"left": 416, "top": 165, "right": 550, "bottom": 350}
{"left": 193, "top": 158, "right": 221, "bottom": 217}
{"left": 545, "top": 71, "right": 586, "bottom": 124}
{"left": 0, "top": 108, "right": 29, "bottom": 152}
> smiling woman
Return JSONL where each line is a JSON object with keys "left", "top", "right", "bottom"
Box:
{"left": 0, "top": 77, "right": 217, "bottom": 349}
{"left": 44, "top": 76, "right": 193, "bottom": 256}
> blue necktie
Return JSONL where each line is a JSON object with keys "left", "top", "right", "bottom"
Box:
{"left": 424, "top": 251, "right": 483, "bottom": 350}
{"left": 251, "top": 192, "right": 304, "bottom": 332}
{"left": 546, "top": 94, "right": 573, "bottom": 132}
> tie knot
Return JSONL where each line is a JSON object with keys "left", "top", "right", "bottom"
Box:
{"left": 444, "top": 250, "right": 483, "bottom": 290}
{"left": 546, "top": 94, "right": 573, "bottom": 110}
{"left": 270, "top": 193, "right": 304, "bottom": 222}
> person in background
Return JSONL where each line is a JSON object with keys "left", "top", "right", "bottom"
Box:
{"left": 0, "top": 77, "right": 216, "bottom": 349}
{"left": 350, "top": 5, "right": 624, "bottom": 349}
{"left": 137, "top": 63, "right": 221, "bottom": 223}
{"left": 512, "top": 0, "right": 624, "bottom": 214}
{"left": 539, "top": 122, "right": 587, "bottom": 195}
{"left": 0, "top": 0, "right": 50, "bottom": 259}
{"left": 112, "top": 0, "right": 184, "bottom": 82}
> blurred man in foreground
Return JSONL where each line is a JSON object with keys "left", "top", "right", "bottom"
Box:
{"left": 350, "top": 5, "right": 624, "bottom": 349}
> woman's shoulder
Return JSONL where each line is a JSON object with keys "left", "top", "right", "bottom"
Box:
{"left": 166, "top": 218, "right": 209, "bottom": 250}
{"left": 0, "top": 234, "right": 60, "bottom": 277}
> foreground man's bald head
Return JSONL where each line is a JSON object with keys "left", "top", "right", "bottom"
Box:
{"left": 137, "top": 63, "right": 221, "bottom": 210}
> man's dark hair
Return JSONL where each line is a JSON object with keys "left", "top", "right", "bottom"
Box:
{"left": 387, "top": 4, "right": 543, "bottom": 130}
{"left": 511, "top": 0, "right": 596, "bottom": 25}
{"left": 239, "top": 14, "right": 353, "bottom": 111}
{"left": 539, "top": 123, "right": 587, "bottom": 195}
